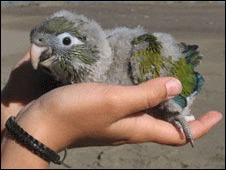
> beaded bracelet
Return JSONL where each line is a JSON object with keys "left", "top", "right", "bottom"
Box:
{"left": 5, "top": 116, "right": 70, "bottom": 168}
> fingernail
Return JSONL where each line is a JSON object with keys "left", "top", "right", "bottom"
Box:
{"left": 166, "top": 79, "right": 182, "bottom": 99}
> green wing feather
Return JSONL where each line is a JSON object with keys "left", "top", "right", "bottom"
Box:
{"left": 169, "top": 58, "right": 195, "bottom": 97}
{"left": 130, "top": 34, "right": 204, "bottom": 107}
{"left": 131, "top": 34, "right": 166, "bottom": 83}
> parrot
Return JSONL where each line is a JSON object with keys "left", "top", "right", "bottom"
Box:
{"left": 29, "top": 10, "right": 204, "bottom": 147}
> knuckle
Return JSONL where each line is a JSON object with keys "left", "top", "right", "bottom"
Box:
{"left": 145, "top": 84, "right": 167, "bottom": 108}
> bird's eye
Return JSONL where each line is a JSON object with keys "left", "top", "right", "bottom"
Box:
{"left": 58, "top": 32, "right": 84, "bottom": 47}
{"left": 62, "top": 37, "right": 71, "bottom": 46}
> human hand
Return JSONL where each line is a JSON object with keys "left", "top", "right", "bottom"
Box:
{"left": 1, "top": 49, "right": 62, "bottom": 131}
{"left": 10, "top": 78, "right": 222, "bottom": 151}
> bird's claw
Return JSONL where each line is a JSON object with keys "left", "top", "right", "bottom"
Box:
{"left": 173, "top": 115, "right": 194, "bottom": 147}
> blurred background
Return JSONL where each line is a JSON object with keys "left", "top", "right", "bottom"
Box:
{"left": 1, "top": 1, "right": 225, "bottom": 169}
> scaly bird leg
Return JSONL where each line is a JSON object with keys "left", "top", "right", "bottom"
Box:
{"left": 172, "top": 114, "right": 194, "bottom": 147}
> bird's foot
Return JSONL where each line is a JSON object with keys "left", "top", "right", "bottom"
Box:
{"left": 146, "top": 107, "right": 195, "bottom": 147}
{"left": 172, "top": 114, "right": 194, "bottom": 147}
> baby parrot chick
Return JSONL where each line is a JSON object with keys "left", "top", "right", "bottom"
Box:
{"left": 30, "top": 10, "right": 204, "bottom": 147}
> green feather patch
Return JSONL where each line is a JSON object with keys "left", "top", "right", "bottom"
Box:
{"left": 130, "top": 34, "right": 204, "bottom": 100}
{"left": 131, "top": 34, "right": 165, "bottom": 83}
{"left": 38, "top": 17, "right": 86, "bottom": 41}
{"left": 173, "top": 95, "right": 187, "bottom": 108}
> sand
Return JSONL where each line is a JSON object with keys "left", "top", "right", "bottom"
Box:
{"left": 1, "top": 2, "right": 225, "bottom": 169}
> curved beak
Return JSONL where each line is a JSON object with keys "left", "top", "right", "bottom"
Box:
{"left": 30, "top": 43, "right": 48, "bottom": 70}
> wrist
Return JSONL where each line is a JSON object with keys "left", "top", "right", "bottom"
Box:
{"left": 1, "top": 102, "right": 24, "bottom": 133}
{"left": 14, "top": 101, "right": 77, "bottom": 152}
{"left": 15, "top": 108, "right": 61, "bottom": 152}
{"left": 1, "top": 107, "right": 63, "bottom": 169}
{"left": 1, "top": 117, "right": 49, "bottom": 168}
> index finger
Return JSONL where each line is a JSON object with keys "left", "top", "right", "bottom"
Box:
{"left": 110, "top": 111, "right": 222, "bottom": 146}
{"left": 190, "top": 111, "right": 223, "bottom": 140}
{"left": 14, "top": 48, "right": 31, "bottom": 69}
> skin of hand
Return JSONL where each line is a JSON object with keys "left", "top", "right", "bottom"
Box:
{"left": 1, "top": 50, "right": 222, "bottom": 168}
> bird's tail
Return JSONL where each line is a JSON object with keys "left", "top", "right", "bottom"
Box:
{"left": 194, "top": 72, "right": 205, "bottom": 95}
{"left": 180, "top": 42, "right": 205, "bottom": 96}
{"left": 180, "top": 42, "right": 203, "bottom": 69}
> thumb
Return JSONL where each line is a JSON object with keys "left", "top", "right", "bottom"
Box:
{"left": 137, "top": 77, "right": 182, "bottom": 106}
{"left": 108, "top": 77, "right": 182, "bottom": 117}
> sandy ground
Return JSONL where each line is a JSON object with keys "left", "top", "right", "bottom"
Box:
{"left": 1, "top": 2, "right": 225, "bottom": 169}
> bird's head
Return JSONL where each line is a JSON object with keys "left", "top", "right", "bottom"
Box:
{"left": 30, "top": 10, "right": 112, "bottom": 83}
